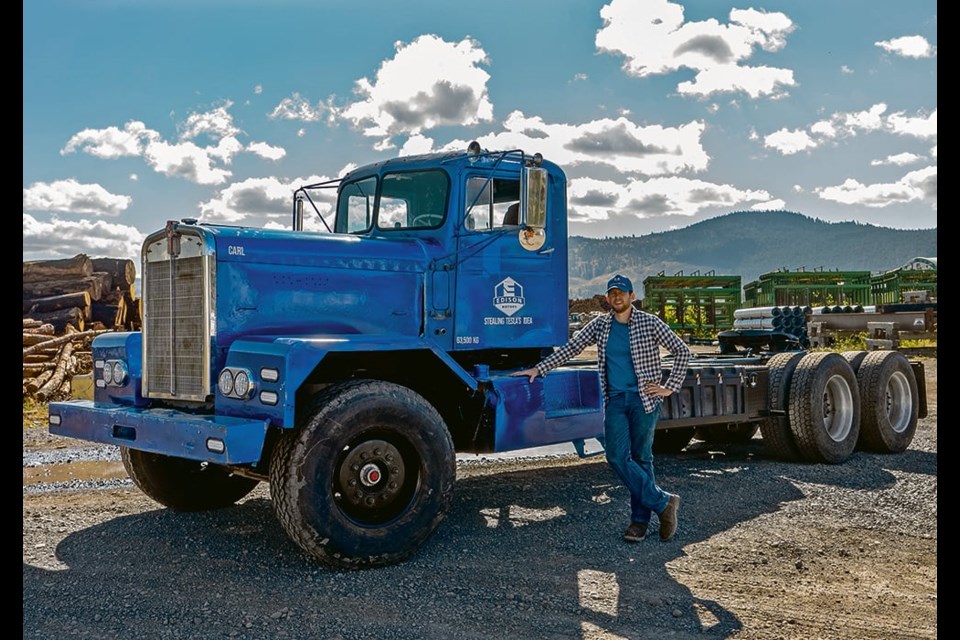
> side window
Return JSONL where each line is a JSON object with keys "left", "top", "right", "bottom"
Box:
{"left": 336, "top": 177, "right": 377, "bottom": 233}
{"left": 464, "top": 177, "right": 520, "bottom": 232}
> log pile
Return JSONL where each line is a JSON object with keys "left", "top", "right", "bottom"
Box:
{"left": 23, "top": 254, "right": 141, "bottom": 402}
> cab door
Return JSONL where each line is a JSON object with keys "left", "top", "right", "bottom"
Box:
{"left": 453, "top": 172, "right": 566, "bottom": 353}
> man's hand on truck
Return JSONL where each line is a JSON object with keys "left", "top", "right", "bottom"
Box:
{"left": 512, "top": 368, "right": 541, "bottom": 383}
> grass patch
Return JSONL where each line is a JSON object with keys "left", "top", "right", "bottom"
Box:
{"left": 23, "top": 398, "right": 49, "bottom": 430}
{"left": 900, "top": 338, "right": 937, "bottom": 348}
{"left": 810, "top": 332, "right": 867, "bottom": 352}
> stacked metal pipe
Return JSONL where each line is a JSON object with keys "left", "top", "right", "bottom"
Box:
{"left": 733, "top": 305, "right": 811, "bottom": 344}
{"left": 811, "top": 305, "right": 871, "bottom": 314}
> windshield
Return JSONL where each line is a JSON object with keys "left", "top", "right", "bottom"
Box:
{"left": 334, "top": 170, "right": 449, "bottom": 233}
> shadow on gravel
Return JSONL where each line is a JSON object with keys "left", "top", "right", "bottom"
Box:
{"left": 24, "top": 440, "right": 932, "bottom": 640}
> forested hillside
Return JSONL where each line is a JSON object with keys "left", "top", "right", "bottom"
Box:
{"left": 568, "top": 210, "right": 937, "bottom": 299}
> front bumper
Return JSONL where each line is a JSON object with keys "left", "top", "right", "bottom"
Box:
{"left": 48, "top": 400, "right": 270, "bottom": 465}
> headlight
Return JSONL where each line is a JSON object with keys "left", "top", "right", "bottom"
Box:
{"left": 234, "top": 370, "right": 251, "bottom": 397}
{"left": 112, "top": 361, "right": 127, "bottom": 385}
{"left": 102, "top": 363, "right": 114, "bottom": 385}
{"left": 218, "top": 369, "right": 235, "bottom": 396}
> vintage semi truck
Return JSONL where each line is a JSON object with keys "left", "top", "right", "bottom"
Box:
{"left": 48, "top": 144, "right": 926, "bottom": 569}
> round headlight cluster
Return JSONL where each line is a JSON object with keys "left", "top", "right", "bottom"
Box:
{"left": 101, "top": 360, "right": 129, "bottom": 387}
{"left": 218, "top": 367, "right": 255, "bottom": 399}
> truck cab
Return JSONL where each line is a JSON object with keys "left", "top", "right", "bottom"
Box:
{"left": 48, "top": 144, "right": 605, "bottom": 568}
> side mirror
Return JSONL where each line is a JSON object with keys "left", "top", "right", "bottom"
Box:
{"left": 521, "top": 166, "right": 547, "bottom": 228}
{"left": 519, "top": 167, "right": 547, "bottom": 251}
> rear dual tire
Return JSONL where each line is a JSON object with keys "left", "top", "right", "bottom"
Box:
{"left": 855, "top": 351, "right": 919, "bottom": 453}
{"left": 787, "top": 352, "right": 861, "bottom": 464}
{"left": 759, "top": 351, "right": 806, "bottom": 461}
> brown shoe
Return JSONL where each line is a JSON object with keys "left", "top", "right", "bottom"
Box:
{"left": 622, "top": 521, "right": 648, "bottom": 543}
{"left": 658, "top": 494, "right": 680, "bottom": 541}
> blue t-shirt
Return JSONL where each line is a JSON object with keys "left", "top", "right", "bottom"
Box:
{"left": 605, "top": 319, "right": 638, "bottom": 394}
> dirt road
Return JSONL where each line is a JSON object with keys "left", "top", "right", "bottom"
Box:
{"left": 23, "top": 359, "right": 937, "bottom": 640}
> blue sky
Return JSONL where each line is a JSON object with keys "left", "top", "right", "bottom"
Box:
{"left": 23, "top": 0, "right": 937, "bottom": 264}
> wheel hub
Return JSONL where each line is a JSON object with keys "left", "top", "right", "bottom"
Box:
{"left": 359, "top": 463, "right": 381, "bottom": 487}
{"left": 337, "top": 439, "right": 406, "bottom": 508}
{"left": 822, "top": 374, "right": 854, "bottom": 442}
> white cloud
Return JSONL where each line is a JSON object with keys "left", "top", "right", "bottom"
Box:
{"left": 573, "top": 73, "right": 588, "bottom": 81}
{"left": 887, "top": 108, "right": 936, "bottom": 138}
{"left": 178, "top": 101, "right": 241, "bottom": 141}
{"left": 842, "top": 103, "right": 887, "bottom": 132}
{"left": 751, "top": 199, "right": 785, "bottom": 210}
{"left": 142, "top": 138, "right": 236, "bottom": 185}
{"left": 254, "top": 85, "right": 263, "bottom": 94}
{"left": 875, "top": 35, "right": 936, "bottom": 58}
{"left": 399, "top": 134, "right": 435, "bottom": 156}
{"left": 595, "top": 0, "right": 796, "bottom": 98}
{"left": 815, "top": 165, "right": 936, "bottom": 208}
{"left": 61, "top": 120, "right": 155, "bottom": 158}
{"left": 198, "top": 174, "right": 334, "bottom": 227}
{"left": 840, "top": 65, "right": 853, "bottom": 74}
{"left": 61, "top": 103, "right": 281, "bottom": 185}
{"left": 269, "top": 92, "right": 339, "bottom": 124}
{"left": 442, "top": 111, "right": 709, "bottom": 177}
{"left": 567, "top": 175, "right": 770, "bottom": 222}
{"left": 761, "top": 104, "right": 936, "bottom": 156}
{"left": 809, "top": 119, "right": 838, "bottom": 138}
{"left": 23, "top": 179, "right": 132, "bottom": 216}
{"left": 338, "top": 35, "right": 494, "bottom": 143}
{"left": 23, "top": 213, "right": 143, "bottom": 262}
{"left": 871, "top": 152, "right": 923, "bottom": 167}
{"left": 129, "top": 174, "right": 138, "bottom": 181}
{"left": 247, "top": 141, "right": 286, "bottom": 161}
{"left": 763, "top": 128, "right": 816, "bottom": 155}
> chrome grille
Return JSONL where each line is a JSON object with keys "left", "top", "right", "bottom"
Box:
{"left": 143, "top": 229, "right": 212, "bottom": 401}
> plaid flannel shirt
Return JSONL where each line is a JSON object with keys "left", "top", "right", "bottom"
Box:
{"left": 535, "top": 307, "right": 692, "bottom": 413}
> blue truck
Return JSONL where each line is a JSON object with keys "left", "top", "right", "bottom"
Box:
{"left": 48, "top": 144, "right": 926, "bottom": 568}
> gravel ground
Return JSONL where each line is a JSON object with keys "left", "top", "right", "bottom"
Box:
{"left": 23, "top": 358, "right": 937, "bottom": 640}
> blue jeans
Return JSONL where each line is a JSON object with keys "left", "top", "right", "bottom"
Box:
{"left": 603, "top": 392, "right": 670, "bottom": 523}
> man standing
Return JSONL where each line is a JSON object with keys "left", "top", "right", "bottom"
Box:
{"left": 512, "top": 274, "right": 692, "bottom": 542}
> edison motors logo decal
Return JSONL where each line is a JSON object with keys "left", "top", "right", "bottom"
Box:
{"left": 493, "top": 277, "right": 525, "bottom": 316}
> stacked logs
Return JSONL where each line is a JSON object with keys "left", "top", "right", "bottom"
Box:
{"left": 22, "top": 320, "right": 109, "bottom": 401}
{"left": 23, "top": 254, "right": 141, "bottom": 333}
{"left": 23, "top": 254, "right": 141, "bottom": 402}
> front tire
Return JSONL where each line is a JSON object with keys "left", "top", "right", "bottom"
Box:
{"left": 270, "top": 380, "right": 456, "bottom": 569}
{"left": 120, "top": 448, "right": 259, "bottom": 511}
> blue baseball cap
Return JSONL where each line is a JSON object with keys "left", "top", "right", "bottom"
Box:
{"left": 606, "top": 274, "right": 633, "bottom": 294}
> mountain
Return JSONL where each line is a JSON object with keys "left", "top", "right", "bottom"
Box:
{"left": 567, "top": 210, "right": 936, "bottom": 299}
